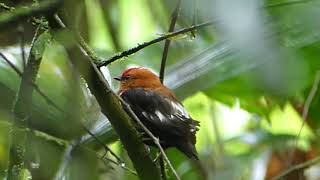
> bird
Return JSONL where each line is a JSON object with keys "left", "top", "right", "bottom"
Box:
{"left": 114, "top": 67, "right": 200, "bottom": 160}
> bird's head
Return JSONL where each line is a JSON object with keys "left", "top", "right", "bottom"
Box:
{"left": 115, "top": 67, "right": 161, "bottom": 90}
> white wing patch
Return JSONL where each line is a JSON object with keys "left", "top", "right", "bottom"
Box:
{"left": 142, "top": 111, "right": 148, "bottom": 118}
{"left": 170, "top": 101, "right": 190, "bottom": 118}
{"left": 155, "top": 110, "right": 166, "bottom": 122}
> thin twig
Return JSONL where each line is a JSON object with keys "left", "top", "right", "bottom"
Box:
{"left": 78, "top": 145, "right": 138, "bottom": 176}
{"left": 159, "top": 154, "right": 167, "bottom": 180}
{"left": 287, "top": 71, "right": 320, "bottom": 165}
{"left": 118, "top": 96, "right": 181, "bottom": 180}
{"left": 81, "top": 125, "right": 122, "bottom": 163}
{"left": 76, "top": 140, "right": 137, "bottom": 176}
{"left": 99, "top": 0, "right": 121, "bottom": 51}
{"left": 271, "top": 156, "right": 320, "bottom": 180}
{"left": 191, "top": 0, "right": 197, "bottom": 38}
{"left": 0, "top": 52, "right": 22, "bottom": 76}
{"left": 265, "top": 0, "right": 313, "bottom": 8}
{"left": 297, "top": 71, "right": 320, "bottom": 142}
{"left": 210, "top": 102, "right": 224, "bottom": 165}
{"left": 100, "top": 156, "right": 138, "bottom": 176}
{"left": 159, "top": 0, "right": 181, "bottom": 83}
{"left": 18, "top": 26, "right": 27, "bottom": 70}
{"left": 97, "top": 20, "right": 217, "bottom": 67}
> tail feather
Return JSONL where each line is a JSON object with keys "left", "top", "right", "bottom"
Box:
{"left": 176, "top": 142, "right": 199, "bottom": 160}
{"left": 176, "top": 143, "right": 208, "bottom": 179}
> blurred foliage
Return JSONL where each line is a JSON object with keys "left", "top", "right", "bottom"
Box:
{"left": 1, "top": 0, "right": 320, "bottom": 179}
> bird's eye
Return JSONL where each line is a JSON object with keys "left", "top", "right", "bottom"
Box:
{"left": 122, "top": 76, "right": 131, "bottom": 81}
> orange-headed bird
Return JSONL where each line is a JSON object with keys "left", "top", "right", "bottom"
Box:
{"left": 115, "top": 67, "right": 200, "bottom": 160}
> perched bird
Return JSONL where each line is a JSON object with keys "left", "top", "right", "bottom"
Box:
{"left": 115, "top": 67, "right": 200, "bottom": 160}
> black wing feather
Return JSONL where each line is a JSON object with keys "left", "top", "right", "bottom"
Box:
{"left": 121, "top": 88, "right": 199, "bottom": 159}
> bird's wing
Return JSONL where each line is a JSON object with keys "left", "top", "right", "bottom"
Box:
{"left": 120, "top": 88, "right": 199, "bottom": 143}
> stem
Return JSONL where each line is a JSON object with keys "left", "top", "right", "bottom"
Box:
{"left": 18, "top": 26, "right": 27, "bottom": 70}
{"left": 159, "top": 154, "right": 167, "bottom": 180}
{"left": 287, "top": 71, "right": 320, "bottom": 166}
{"left": 159, "top": 0, "right": 181, "bottom": 83}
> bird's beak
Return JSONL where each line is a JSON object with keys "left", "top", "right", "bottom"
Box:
{"left": 114, "top": 77, "right": 121, "bottom": 81}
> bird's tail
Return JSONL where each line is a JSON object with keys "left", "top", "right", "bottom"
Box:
{"left": 177, "top": 142, "right": 199, "bottom": 160}
{"left": 177, "top": 143, "right": 208, "bottom": 179}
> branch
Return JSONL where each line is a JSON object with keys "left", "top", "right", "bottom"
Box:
{"left": 8, "top": 26, "right": 46, "bottom": 180}
{"left": 159, "top": 0, "right": 181, "bottom": 83}
{"left": 0, "top": 0, "right": 63, "bottom": 29}
{"left": 271, "top": 156, "right": 320, "bottom": 180}
{"left": 97, "top": 20, "right": 217, "bottom": 67}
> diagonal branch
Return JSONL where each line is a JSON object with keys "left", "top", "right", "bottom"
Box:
{"left": 159, "top": 0, "right": 181, "bottom": 83}
{"left": 97, "top": 20, "right": 217, "bottom": 67}
{"left": 271, "top": 156, "right": 320, "bottom": 180}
